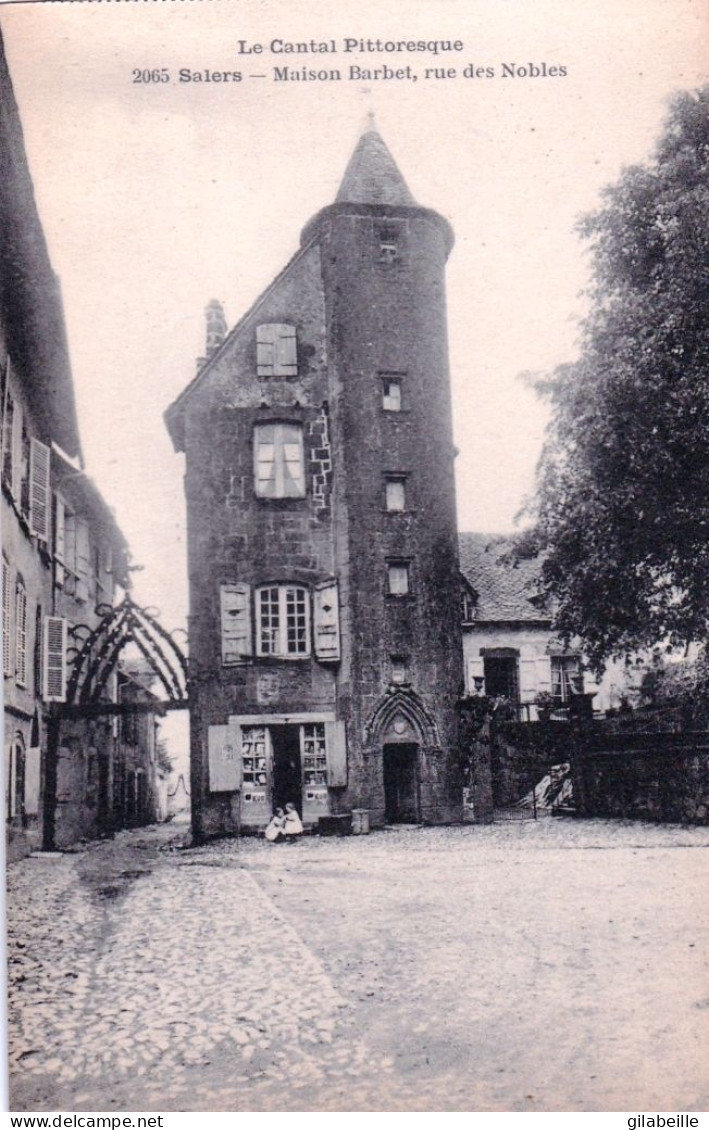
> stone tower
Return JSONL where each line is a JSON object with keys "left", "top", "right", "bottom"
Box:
{"left": 165, "top": 123, "right": 464, "bottom": 839}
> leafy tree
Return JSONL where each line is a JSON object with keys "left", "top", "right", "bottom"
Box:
{"left": 519, "top": 87, "right": 709, "bottom": 671}
{"left": 156, "top": 738, "right": 173, "bottom": 775}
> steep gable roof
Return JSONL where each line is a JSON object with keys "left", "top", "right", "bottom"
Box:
{"left": 458, "top": 532, "right": 550, "bottom": 622}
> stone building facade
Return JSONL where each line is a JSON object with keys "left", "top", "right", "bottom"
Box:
{"left": 1, "top": 32, "right": 161, "bottom": 857}
{"left": 166, "top": 124, "right": 465, "bottom": 837}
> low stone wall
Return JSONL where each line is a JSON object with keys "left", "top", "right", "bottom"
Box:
{"left": 574, "top": 744, "right": 709, "bottom": 825}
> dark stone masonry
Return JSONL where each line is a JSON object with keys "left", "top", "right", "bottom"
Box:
{"left": 165, "top": 124, "right": 466, "bottom": 838}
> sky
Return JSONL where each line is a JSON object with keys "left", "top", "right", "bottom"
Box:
{"left": 1, "top": 0, "right": 707, "bottom": 646}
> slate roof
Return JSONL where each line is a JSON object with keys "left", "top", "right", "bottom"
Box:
{"left": 458, "top": 532, "right": 550, "bottom": 623}
{"left": 336, "top": 126, "right": 417, "bottom": 207}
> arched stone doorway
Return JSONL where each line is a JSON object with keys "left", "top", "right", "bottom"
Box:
{"left": 365, "top": 688, "right": 441, "bottom": 825}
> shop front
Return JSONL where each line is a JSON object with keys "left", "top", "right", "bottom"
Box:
{"left": 207, "top": 712, "right": 346, "bottom": 830}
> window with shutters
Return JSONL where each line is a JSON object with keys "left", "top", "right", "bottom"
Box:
{"left": 382, "top": 376, "right": 402, "bottom": 412}
{"left": 220, "top": 583, "right": 252, "bottom": 664}
{"left": 483, "top": 654, "right": 519, "bottom": 702}
{"left": 387, "top": 561, "right": 410, "bottom": 596}
{"left": 385, "top": 475, "right": 406, "bottom": 512}
{"left": 15, "top": 580, "right": 27, "bottom": 687}
{"left": 2, "top": 558, "right": 11, "bottom": 677}
{"left": 302, "top": 723, "right": 327, "bottom": 786}
{"left": 1, "top": 388, "right": 14, "bottom": 490}
{"left": 43, "top": 616, "right": 68, "bottom": 702}
{"left": 551, "top": 656, "right": 583, "bottom": 703}
{"left": 256, "top": 324, "right": 298, "bottom": 377}
{"left": 256, "top": 584, "right": 310, "bottom": 657}
{"left": 254, "top": 423, "right": 305, "bottom": 499}
{"left": 241, "top": 726, "right": 269, "bottom": 787}
{"left": 29, "top": 439, "right": 51, "bottom": 541}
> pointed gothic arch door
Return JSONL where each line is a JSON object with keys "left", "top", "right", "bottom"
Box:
{"left": 381, "top": 712, "right": 420, "bottom": 824}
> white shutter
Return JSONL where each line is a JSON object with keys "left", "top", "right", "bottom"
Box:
{"left": 467, "top": 656, "right": 485, "bottom": 695}
{"left": 536, "top": 657, "right": 553, "bottom": 694}
{"left": 275, "top": 325, "right": 297, "bottom": 376}
{"left": 519, "top": 657, "right": 538, "bottom": 703}
{"left": 220, "top": 583, "right": 252, "bottom": 663}
{"left": 75, "top": 518, "right": 90, "bottom": 602}
{"left": 29, "top": 438, "right": 51, "bottom": 540}
{"left": 2, "top": 558, "right": 11, "bottom": 677}
{"left": 313, "top": 580, "right": 340, "bottom": 662}
{"left": 54, "top": 495, "right": 66, "bottom": 586}
{"left": 15, "top": 583, "right": 27, "bottom": 686}
{"left": 208, "top": 722, "right": 242, "bottom": 792}
{"left": 325, "top": 720, "right": 347, "bottom": 788}
{"left": 256, "top": 324, "right": 276, "bottom": 376}
{"left": 43, "top": 616, "right": 67, "bottom": 702}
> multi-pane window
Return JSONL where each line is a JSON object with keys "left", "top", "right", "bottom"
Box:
{"left": 382, "top": 377, "right": 402, "bottom": 412}
{"left": 387, "top": 562, "right": 410, "bottom": 596}
{"left": 241, "top": 726, "right": 268, "bottom": 787}
{"left": 257, "top": 584, "right": 310, "bottom": 657}
{"left": 551, "top": 656, "right": 583, "bottom": 703}
{"left": 385, "top": 476, "right": 406, "bottom": 511}
{"left": 302, "top": 723, "right": 327, "bottom": 786}
{"left": 256, "top": 324, "right": 297, "bottom": 377}
{"left": 254, "top": 423, "right": 305, "bottom": 498}
{"left": 15, "top": 580, "right": 27, "bottom": 687}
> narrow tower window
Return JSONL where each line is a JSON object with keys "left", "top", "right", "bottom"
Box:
{"left": 382, "top": 377, "right": 402, "bottom": 412}
{"left": 385, "top": 476, "right": 406, "bottom": 512}
{"left": 387, "top": 562, "right": 410, "bottom": 596}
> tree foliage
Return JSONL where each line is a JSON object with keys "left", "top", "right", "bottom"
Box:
{"left": 521, "top": 87, "right": 709, "bottom": 670}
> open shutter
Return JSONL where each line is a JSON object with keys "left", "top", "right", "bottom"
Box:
{"left": 536, "top": 657, "right": 553, "bottom": 694}
{"left": 467, "top": 656, "right": 485, "bottom": 695}
{"left": 54, "top": 495, "right": 66, "bottom": 586}
{"left": 15, "top": 583, "right": 27, "bottom": 686}
{"left": 325, "top": 720, "right": 347, "bottom": 788}
{"left": 274, "top": 325, "right": 297, "bottom": 376}
{"left": 220, "top": 583, "right": 252, "bottom": 663}
{"left": 518, "top": 658, "right": 538, "bottom": 703}
{"left": 256, "top": 324, "right": 276, "bottom": 376}
{"left": 29, "top": 438, "right": 51, "bottom": 540}
{"left": 208, "top": 722, "right": 242, "bottom": 792}
{"left": 313, "top": 579, "right": 340, "bottom": 662}
{"left": 2, "top": 558, "right": 11, "bottom": 677}
{"left": 43, "top": 616, "right": 67, "bottom": 702}
{"left": 75, "top": 519, "right": 90, "bottom": 602}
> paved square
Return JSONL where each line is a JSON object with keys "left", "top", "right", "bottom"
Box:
{"left": 8, "top": 819, "right": 709, "bottom": 1111}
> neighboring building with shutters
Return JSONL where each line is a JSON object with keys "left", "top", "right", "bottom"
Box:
{"left": 0, "top": 32, "right": 131, "bottom": 858}
{"left": 166, "top": 121, "right": 465, "bottom": 836}
{"left": 458, "top": 532, "right": 625, "bottom": 719}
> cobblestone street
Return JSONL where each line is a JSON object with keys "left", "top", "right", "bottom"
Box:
{"left": 8, "top": 818, "right": 709, "bottom": 1112}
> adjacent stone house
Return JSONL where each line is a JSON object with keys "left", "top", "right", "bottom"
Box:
{"left": 166, "top": 123, "right": 464, "bottom": 836}
{"left": 1, "top": 32, "right": 161, "bottom": 857}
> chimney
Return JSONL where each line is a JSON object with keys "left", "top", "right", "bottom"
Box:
{"left": 205, "top": 299, "right": 227, "bottom": 356}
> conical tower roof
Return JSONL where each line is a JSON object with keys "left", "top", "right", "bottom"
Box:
{"left": 335, "top": 122, "right": 416, "bottom": 207}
